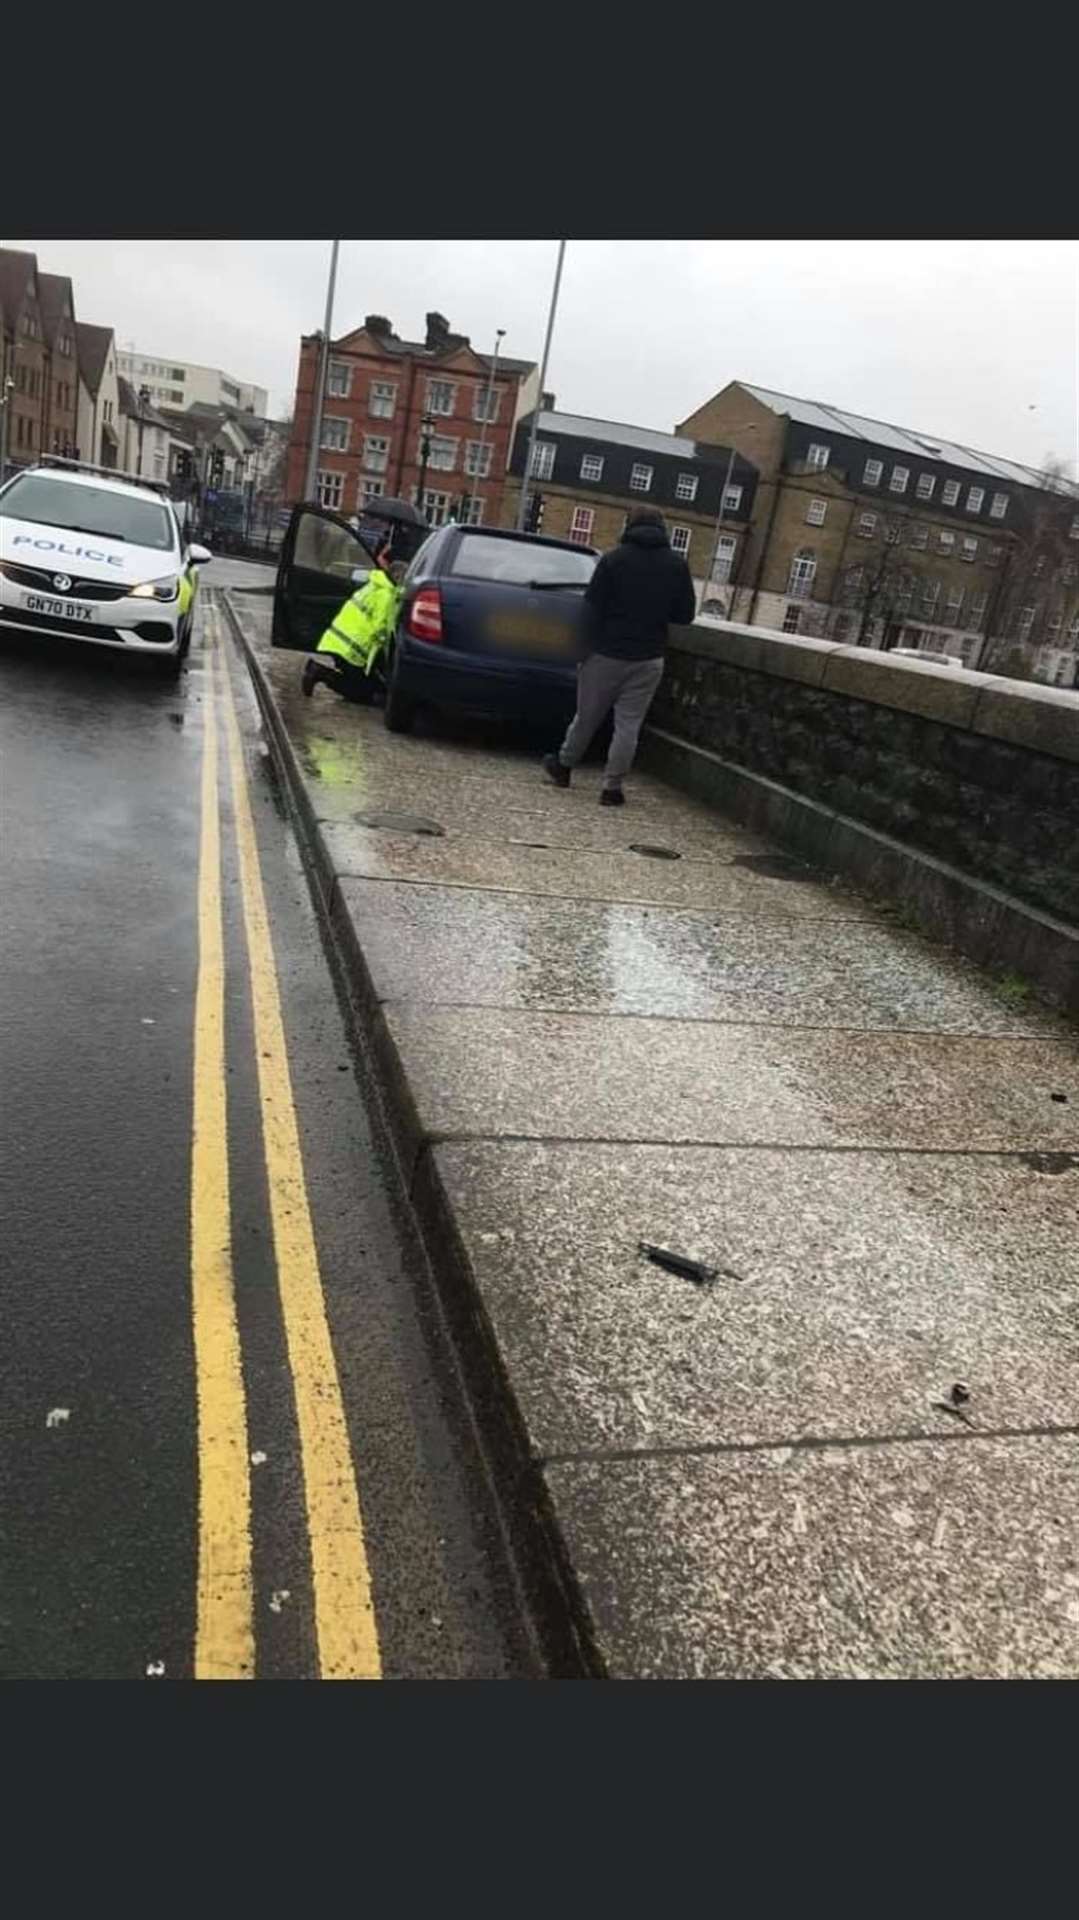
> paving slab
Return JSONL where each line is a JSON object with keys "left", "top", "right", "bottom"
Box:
{"left": 545, "top": 1435, "right": 1079, "bottom": 1678}
{"left": 388, "top": 1007, "right": 1079, "bottom": 1149}
{"left": 339, "top": 879, "right": 1066, "bottom": 1034}
{"left": 432, "top": 1140, "right": 1079, "bottom": 1454}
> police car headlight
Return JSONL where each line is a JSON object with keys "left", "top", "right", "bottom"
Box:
{"left": 130, "top": 575, "right": 180, "bottom": 601}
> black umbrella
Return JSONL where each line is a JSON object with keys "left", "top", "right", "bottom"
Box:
{"left": 360, "top": 496, "right": 427, "bottom": 528}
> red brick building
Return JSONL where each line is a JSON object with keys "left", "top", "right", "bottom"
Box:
{"left": 285, "top": 310, "right": 538, "bottom": 527}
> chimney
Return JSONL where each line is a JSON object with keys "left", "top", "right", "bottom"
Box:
{"left": 425, "top": 311, "right": 452, "bottom": 351}
{"left": 364, "top": 314, "right": 394, "bottom": 338}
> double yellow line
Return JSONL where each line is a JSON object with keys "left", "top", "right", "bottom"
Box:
{"left": 190, "top": 601, "right": 381, "bottom": 1680}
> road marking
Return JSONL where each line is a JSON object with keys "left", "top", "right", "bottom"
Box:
{"left": 191, "top": 644, "right": 254, "bottom": 1679}
{"left": 213, "top": 605, "right": 382, "bottom": 1680}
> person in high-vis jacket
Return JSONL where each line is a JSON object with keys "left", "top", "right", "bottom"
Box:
{"left": 301, "top": 549, "right": 406, "bottom": 703}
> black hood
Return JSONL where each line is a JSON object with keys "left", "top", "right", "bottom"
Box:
{"left": 621, "top": 518, "right": 669, "bottom": 549}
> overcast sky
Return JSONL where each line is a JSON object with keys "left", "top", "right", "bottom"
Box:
{"left": 8, "top": 239, "right": 1077, "bottom": 474}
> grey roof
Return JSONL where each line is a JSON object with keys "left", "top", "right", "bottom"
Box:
{"left": 741, "top": 382, "right": 1065, "bottom": 493}
{"left": 76, "top": 321, "right": 113, "bottom": 395}
{"left": 531, "top": 409, "right": 700, "bottom": 461}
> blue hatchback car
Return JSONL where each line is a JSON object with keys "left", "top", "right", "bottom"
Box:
{"left": 382, "top": 522, "right": 599, "bottom": 734}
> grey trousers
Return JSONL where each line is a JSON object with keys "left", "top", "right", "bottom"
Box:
{"left": 559, "top": 652, "right": 664, "bottom": 789}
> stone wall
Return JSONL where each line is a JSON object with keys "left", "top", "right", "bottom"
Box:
{"left": 644, "top": 622, "right": 1079, "bottom": 1010}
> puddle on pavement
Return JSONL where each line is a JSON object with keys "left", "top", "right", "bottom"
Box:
{"left": 629, "top": 844, "right": 683, "bottom": 862}
{"left": 353, "top": 809, "right": 445, "bottom": 837}
{"left": 731, "top": 853, "right": 819, "bottom": 882}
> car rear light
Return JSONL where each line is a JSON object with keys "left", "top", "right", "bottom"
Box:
{"left": 407, "top": 586, "right": 443, "bottom": 642}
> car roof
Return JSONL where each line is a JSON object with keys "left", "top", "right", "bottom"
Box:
{"left": 15, "top": 465, "right": 171, "bottom": 507}
{"left": 443, "top": 524, "right": 597, "bottom": 556}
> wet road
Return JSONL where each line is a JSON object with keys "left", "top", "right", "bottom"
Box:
{"left": 0, "top": 583, "right": 533, "bottom": 1679}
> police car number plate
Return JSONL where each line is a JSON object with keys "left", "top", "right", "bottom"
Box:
{"left": 24, "top": 595, "right": 94, "bottom": 622}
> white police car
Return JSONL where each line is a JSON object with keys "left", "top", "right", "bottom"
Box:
{"left": 0, "top": 458, "right": 211, "bottom": 676}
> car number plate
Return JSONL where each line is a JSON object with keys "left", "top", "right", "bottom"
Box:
{"left": 490, "top": 612, "right": 571, "bottom": 653}
{"left": 24, "top": 594, "right": 94, "bottom": 622}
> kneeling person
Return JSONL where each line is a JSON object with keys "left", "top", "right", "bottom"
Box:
{"left": 301, "top": 549, "right": 406, "bottom": 704}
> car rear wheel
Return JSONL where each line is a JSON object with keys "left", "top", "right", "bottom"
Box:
{"left": 383, "top": 677, "right": 417, "bottom": 733}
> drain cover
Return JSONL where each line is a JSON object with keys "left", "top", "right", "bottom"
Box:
{"left": 353, "top": 809, "right": 445, "bottom": 837}
{"left": 629, "top": 844, "right": 682, "bottom": 861}
{"left": 732, "top": 853, "right": 816, "bottom": 881}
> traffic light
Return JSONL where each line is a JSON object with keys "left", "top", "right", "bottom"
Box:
{"left": 527, "top": 491, "right": 545, "bottom": 534}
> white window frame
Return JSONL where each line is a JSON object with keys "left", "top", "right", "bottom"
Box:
{"left": 675, "top": 472, "right": 698, "bottom": 502}
{"left": 1067, "top": 612, "right": 1079, "bottom": 644}
{"left": 807, "top": 443, "right": 830, "bottom": 470}
{"left": 530, "top": 440, "right": 556, "bottom": 481}
{"left": 916, "top": 473, "right": 936, "bottom": 501}
{"left": 966, "top": 486, "right": 985, "bottom": 514}
{"left": 464, "top": 439, "right": 493, "bottom": 479}
{"left": 426, "top": 379, "right": 456, "bottom": 417}
{"left": 1017, "top": 605, "right": 1037, "bottom": 641}
{"left": 938, "top": 530, "right": 955, "bottom": 552}
{"left": 806, "top": 498, "right": 827, "bottom": 526}
{"left": 968, "top": 593, "right": 989, "bottom": 630}
{"left": 369, "top": 381, "right": 396, "bottom": 419}
{"left": 782, "top": 605, "right": 801, "bottom": 633}
{"left": 961, "top": 537, "right": 978, "bottom": 563}
{"left": 580, "top": 453, "right": 605, "bottom": 483}
{"left": 316, "top": 469, "right": 344, "bottom": 511}
{"left": 629, "top": 463, "right": 654, "bottom": 493}
{"left": 787, "top": 551, "right": 817, "bottom": 600}
{"left": 945, "top": 588, "right": 964, "bottom": 623}
{"left": 472, "top": 385, "right": 500, "bottom": 424}
{"left": 989, "top": 492, "right": 1008, "bottom": 520}
{"left": 920, "top": 579, "right": 941, "bottom": 616}
{"left": 417, "top": 488, "right": 453, "bottom": 526}
{"left": 569, "top": 505, "right": 595, "bottom": 547}
{"left": 421, "top": 434, "right": 458, "bottom": 472}
{"left": 909, "top": 524, "right": 929, "bottom": 550}
{"left": 1047, "top": 612, "right": 1064, "bottom": 643}
{"left": 857, "top": 512, "right": 877, "bottom": 538}
{"left": 723, "top": 484, "right": 743, "bottom": 512}
{"left": 863, "top": 459, "right": 883, "bottom": 486}
{"left": 360, "top": 477, "right": 385, "bottom": 504}
{"left": 890, "top": 466, "right": 910, "bottom": 495}
{"left": 670, "top": 525, "right": 692, "bottom": 558}
{"left": 363, "top": 434, "right": 389, "bottom": 474}
{"left": 461, "top": 496, "right": 485, "bottom": 526}
{"left": 321, "top": 415, "right": 350, "bottom": 452}
{"left": 711, "top": 535, "right": 736, "bottom": 583}
{"left": 327, "top": 360, "right": 351, "bottom": 397}
{"left": 941, "top": 479, "right": 961, "bottom": 506}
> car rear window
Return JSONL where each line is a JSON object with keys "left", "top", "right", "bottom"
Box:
{"left": 1, "top": 474, "right": 175, "bottom": 552}
{"left": 449, "top": 533, "right": 596, "bottom": 588}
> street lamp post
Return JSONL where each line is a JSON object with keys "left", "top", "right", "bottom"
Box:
{"left": 304, "top": 239, "right": 341, "bottom": 505}
{"left": 701, "top": 424, "right": 756, "bottom": 619}
{"left": 137, "top": 383, "right": 152, "bottom": 477}
{"left": 417, "top": 411, "right": 436, "bottom": 522}
{"left": 466, "top": 326, "right": 505, "bottom": 525}
{"left": 0, "top": 374, "right": 14, "bottom": 487}
{"left": 517, "top": 241, "right": 567, "bottom": 530}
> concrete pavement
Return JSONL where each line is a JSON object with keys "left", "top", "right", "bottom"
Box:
{"left": 230, "top": 591, "right": 1079, "bottom": 1679}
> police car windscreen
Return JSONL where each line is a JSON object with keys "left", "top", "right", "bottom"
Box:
{"left": 1, "top": 476, "right": 174, "bottom": 551}
{"left": 450, "top": 534, "right": 596, "bottom": 587}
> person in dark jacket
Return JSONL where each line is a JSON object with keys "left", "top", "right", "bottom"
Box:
{"left": 542, "top": 505, "right": 696, "bottom": 805}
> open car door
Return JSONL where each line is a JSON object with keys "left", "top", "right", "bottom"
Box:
{"left": 272, "top": 504, "right": 380, "bottom": 653}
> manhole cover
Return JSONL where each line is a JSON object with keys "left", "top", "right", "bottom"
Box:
{"left": 732, "top": 853, "right": 816, "bottom": 881}
{"left": 629, "top": 844, "right": 682, "bottom": 862}
{"left": 353, "top": 809, "right": 445, "bottom": 837}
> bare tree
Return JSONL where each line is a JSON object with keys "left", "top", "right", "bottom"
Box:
{"left": 979, "top": 455, "right": 1078, "bottom": 678}
{"left": 832, "top": 510, "right": 918, "bottom": 646}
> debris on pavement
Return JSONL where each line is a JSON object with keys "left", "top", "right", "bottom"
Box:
{"left": 638, "top": 1241, "right": 732, "bottom": 1286}
{"left": 45, "top": 1408, "right": 70, "bottom": 1429}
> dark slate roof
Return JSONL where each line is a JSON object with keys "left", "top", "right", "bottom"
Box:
{"left": 0, "top": 248, "right": 37, "bottom": 325}
{"left": 37, "top": 272, "right": 74, "bottom": 348}
{"left": 76, "top": 322, "right": 113, "bottom": 395}
{"left": 313, "top": 323, "right": 534, "bottom": 379}
{"left": 117, "top": 375, "right": 179, "bottom": 434}
{"left": 741, "top": 381, "right": 1061, "bottom": 493}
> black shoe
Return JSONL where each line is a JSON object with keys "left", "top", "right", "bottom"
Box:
{"left": 301, "top": 657, "right": 322, "bottom": 698}
{"left": 600, "top": 787, "right": 625, "bottom": 807}
{"left": 542, "top": 752, "right": 571, "bottom": 789}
